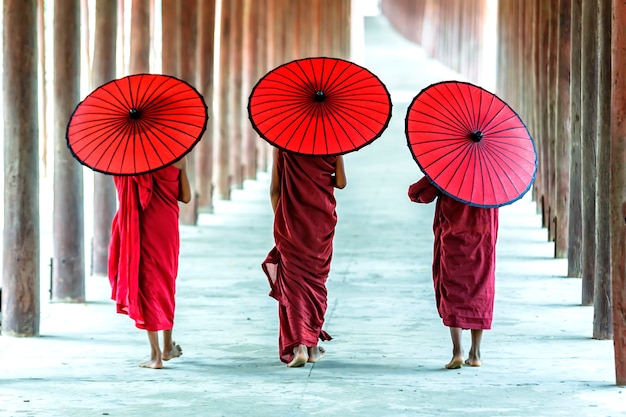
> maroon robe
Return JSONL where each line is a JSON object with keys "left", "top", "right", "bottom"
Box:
{"left": 108, "top": 165, "right": 181, "bottom": 331}
{"left": 409, "top": 176, "right": 498, "bottom": 330}
{"left": 262, "top": 150, "right": 337, "bottom": 363}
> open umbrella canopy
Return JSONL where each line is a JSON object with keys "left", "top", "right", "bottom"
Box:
{"left": 248, "top": 57, "right": 392, "bottom": 156}
{"left": 405, "top": 80, "right": 537, "bottom": 208}
{"left": 67, "top": 73, "right": 208, "bottom": 175}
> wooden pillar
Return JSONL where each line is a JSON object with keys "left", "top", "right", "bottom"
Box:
{"left": 92, "top": 0, "right": 118, "bottom": 277}
{"left": 53, "top": 0, "right": 85, "bottom": 302}
{"left": 421, "top": 0, "right": 440, "bottom": 58}
{"left": 256, "top": 0, "right": 272, "bottom": 173}
{"left": 161, "top": 0, "right": 180, "bottom": 76}
{"left": 610, "top": 0, "right": 626, "bottom": 386}
{"left": 195, "top": 0, "right": 216, "bottom": 211}
{"left": 129, "top": 0, "right": 150, "bottom": 74}
{"left": 535, "top": 0, "right": 550, "bottom": 214}
{"left": 580, "top": 0, "right": 598, "bottom": 306}
{"left": 592, "top": 0, "right": 612, "bottom": 339}
{"left": 216, "top": 0, "right": 232, "bottom": 200}
{"left": 241, "top": 0, "right": 258, "bottom": 180}
{"left": 524, "top": 0, "right": 537, "bottom": 156}
{"left": 179, "top": 0, "right": 199, "bottom": 225}
{"left": 2, "top": 0, "right": 40, "bottom": 336}
{"left": 547, "top": 1, "right": 558, "bottom": 242}
{"left": 37, "top": 0, "right": 49, "bottom": 176}
{"left": 554, "top": 0, "right": 571, "bottom": 259}
{"left": 229, "top": 0, "right": 244, "bottom": 190}
{"left": 567, "top": 0, "right": 583, "bottom": 277}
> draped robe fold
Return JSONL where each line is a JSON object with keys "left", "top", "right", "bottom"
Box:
{"left": 408, "top": 176, "right": 498, "bottom": 330}
{"left": 262, "top": 151, "right": 337, "bottom": 364}
{"left": 108, "top": 165, "right": 181, "bottom": 331}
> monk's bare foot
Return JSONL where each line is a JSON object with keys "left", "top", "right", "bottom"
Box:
{"left": 139, "top": 358, "right": 162, "bottom": 369}
{"left": 445, "top": 355, "right": 464, "bottom": 369}
{"left": 465, "top": 356, "right": 483, "bottom": 366}
{"left": 163, "top": 341, "right": 183, "bottom": 361}
{"left": 307, "top": 346, "right": 326, "bottom": 363}
{"left": 287, "top": 344, "right": 308, "bottom": 368}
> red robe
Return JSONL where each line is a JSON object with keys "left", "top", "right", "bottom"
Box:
{"left": 409, "top": 176, "right": 498, "bottom": 330}
{"left": 108, "top": 165, "right": 181, "bottom": 331}
{"left": 262, "top": 150, "right": 336, "bottom": 363}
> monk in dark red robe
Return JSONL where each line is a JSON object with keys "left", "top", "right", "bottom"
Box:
{"left": 262, "top": 148, "right": 347, "bottom": 367}
{"left": 409, "top": 176, "right": 498, "bottom": 369}
{"left": 108, "top": 158, "right": 191, "bottom": 369}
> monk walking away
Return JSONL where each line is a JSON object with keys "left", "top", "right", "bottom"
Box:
{"left": 408, "top": 176, "right": 499, "bottom": 369}
{"left": 262, "top": 148, "right": 347, "bottom": 367}
{"left": 108, "top": 158, "right": 192, "bottom": 369}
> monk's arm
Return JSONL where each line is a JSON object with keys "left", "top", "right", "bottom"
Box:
{"left": 333, "top": 156, "right": 347, "bottom": 189}
{"left": 269, "top": 148, "right": 281, "bottom": 212}
{"left": 173, "top": 157, "right": 192, "bottom": 203}
{"left": 408, "top": 176, "right": 438, "bottom": 203}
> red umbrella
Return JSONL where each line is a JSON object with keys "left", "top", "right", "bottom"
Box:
{"left": 248, "top": 57, "right": 392, "bottom": 156}
{"left": 67, "top": 73, "right": 207, "bottom": 175}
{"left": 405, "top": 81, "right": 537, "bottom": 208}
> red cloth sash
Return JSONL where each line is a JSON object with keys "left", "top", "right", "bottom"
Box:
{"left": 409, "top": 177, "right": 499, "bottom": 330}
{"left": 262, "top": 151, "right": 336, "bottom": 363}
{"left": 109, "top": 165, "right": 180, "bottom": 331}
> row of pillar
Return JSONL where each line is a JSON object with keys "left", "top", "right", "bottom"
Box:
{"left": 380, "top": 0, "right": 490, "bottom": 87}
{"left": 1, "top": 0, "right": 351, "bottom": 336}
{"left": 499, "top": 0, "right": 626, "bottom": 385}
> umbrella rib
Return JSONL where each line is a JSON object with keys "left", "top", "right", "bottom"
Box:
{"left": 476, "top": 144, "right": 498, "bottom": 203}
{"left": 142, "top": 119, "right": 191, "bottom": 156}
{"left": 415, "top": 93, "right": 470, "bottom": 136}
{"left": 445, "top": 83, "right": 474, "bottom": 133}
{"left": 480, "top": 143, "right": 515, "bottom": 202}
{"left": 479, "top": 102, "right": 512, "bottom": 135}
{"left": 102, "top": 121, "right": 134, "bottom": 173}
{"left": 485, "top": 140, "right": 536, "bottom": 178}
{"left": 137, "top": 120, "right": 168, "bottom": 169}
{"left": 71, "top": 120, "right": 127, "bottom": 153}
{"left": 323, "top": 104, "right": 358, "bottom": 152}
{"left": 409, "top": 109, "right": 469, "bottom": 136}
{"left": 421, "top": 87, "right": 470, "bottom": 135}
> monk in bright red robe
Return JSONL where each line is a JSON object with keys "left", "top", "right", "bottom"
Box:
{"left": 262, "top": 148, "right": 347, "bottom": 367}
{"left": 108, "top": 158, "right": 191, "bottom": 369}
{"left": 409, "top": 176, "right": 498, "bottom": 369}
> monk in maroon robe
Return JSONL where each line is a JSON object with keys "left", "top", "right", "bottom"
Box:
{"left": 108, "top": 158, "right": 191, "bottom": 369}
{"left": 409, "top": 176, "right": 498, "bottom": 369}
{"left": 262, "top": 148, "right": 347, "bottom": 367}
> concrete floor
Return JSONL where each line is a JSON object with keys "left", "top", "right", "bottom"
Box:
{"left": 1, "top": 15, "right": 624, "bottom": 417}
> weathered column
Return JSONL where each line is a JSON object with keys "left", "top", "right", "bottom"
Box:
{"left": 547, "top": 1, "right": 558, "bottom": 242}
{"left": 535, "top": 0, "right": 548, "bottom": 218}
{"left": 421, "top": 0, "right": 440, "bottom": 58}
{"left": 241, "top": 0, "right": 258, "bottom": 180}
{"left": 216, "top": 0, "right": 232, "bottom": 199}
{"left": 592, "top": 0, "right": 612, "bottom": 339}
{"left": 610, "top": 0, "right": 626, "bottom": 385}
{"left": 37, "top": 0, "right": 49, "bottom": 176}
{"left": 195, "top": 0, "right": 216, "bottom": 211}
{"left": 554, "top": 0, "right": 571, "bottom": 259}
{"left": 161, "top": 0, "right": 180, "bottom": 76}
{"left": 256, "top": 0, "right": 273, "bottom": 173}
{"left": 580, "top": 0, "right": 598, "bottom": 306}
{"left": 567, "top": 0, "right": 583, "bottom": 277}
{"left": 2, "top": 0, "right": 40, "bottom": 336}
{"left": 92, "top": 0, "right": 118, "bottom": 277}
{"left": 129, "top": 0, "right": 150, "bottom": 74}
{"left": 179, "top": 0, "right": 199, "bottom": 225}
{"left": 53, "top": 0, "right": 85, "bottom": 302}
{"left": 229, "top": 0, "right": 244, "bottom": 190}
